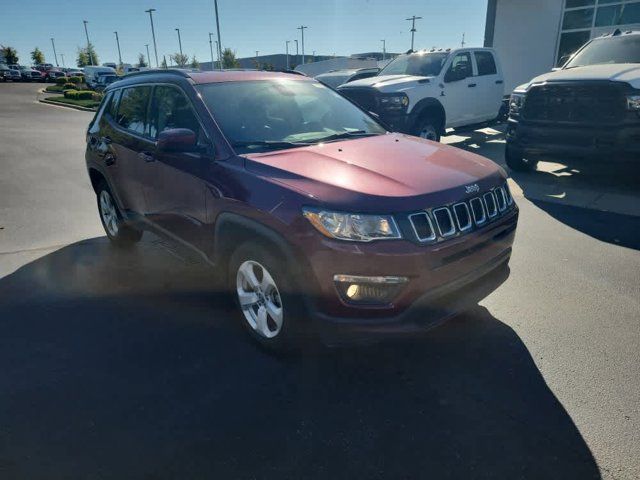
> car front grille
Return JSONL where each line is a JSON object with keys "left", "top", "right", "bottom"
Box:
{"left": 408, "top": 183, "right": 515, "bottom": 243}
{"left": 339, "top": 87, "right": 378, "bottom": 112}
{"left": 522, "top": 82, "right": 626, "bottom": 124}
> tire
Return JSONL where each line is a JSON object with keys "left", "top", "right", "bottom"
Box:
{"left": 96, "top": 180, "right": 143, "bottom": 247}
{"left": 415, "top": 115, "right": 441, "bottom": 142}
{"left": 505, "top": 145, "right": 538, "bottom": 172}
{"left": 228, "top": 241, "right": 306, "bottom": 352}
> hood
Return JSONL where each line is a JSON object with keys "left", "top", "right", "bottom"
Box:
{"left": 339, "top": 74, "right": 432, "bottom": 92}
{"left": 518, "top": 64, "right": 640, "bottom": 91}
{"left": 243, "top": 133, "right": 504, "bottom": 211}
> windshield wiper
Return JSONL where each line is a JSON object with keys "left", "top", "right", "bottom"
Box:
{"left": 231, "top": 140, "right": 310, "bottom": 151}
{"left": 311, "top": 130, "right": 381, "bottom": 143}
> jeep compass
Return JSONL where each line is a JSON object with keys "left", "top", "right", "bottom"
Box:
{"left": 85, "top": 69, "right": 518, "bottom": 349}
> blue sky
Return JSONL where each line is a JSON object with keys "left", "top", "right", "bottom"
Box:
{"left": 1, "top": 0, "right": 488, "bottom": 67}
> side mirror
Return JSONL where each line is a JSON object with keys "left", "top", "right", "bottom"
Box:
{"left": 157, "top": 128, "right": 197, "bottom": 153}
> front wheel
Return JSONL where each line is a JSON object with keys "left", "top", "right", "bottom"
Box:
{"left": 415, "top": 116, "right": 441, "bottom": 142}
{"left": 505, "top": 145, "right": 538, "bottom": 172}
{"left": 96, "top": 181, "right": 143, "bottom": 246}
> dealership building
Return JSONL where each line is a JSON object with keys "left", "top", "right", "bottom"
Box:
{"left": 484, "top": 0, "right": 640, "bottom": 93}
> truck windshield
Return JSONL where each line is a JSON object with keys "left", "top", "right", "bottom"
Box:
{"left": 379, "top": 52, "right": 449, "bottom": 77}
{"left": 197, "top": 79, "right": 386, "bottom": 153}
{"left": 564, "top": 35, "right": 640, "bottom": 68}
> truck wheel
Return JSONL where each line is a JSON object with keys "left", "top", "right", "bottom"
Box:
{"left": 229, "top": 241, "right": 305, "bottom": 352}
{"left": 416, "top": 116, "right": 441, "bottom": 142}
{"left": 505, "top": 146, "right": 538, "bottom": 172}
{"left": 96, "top": 181, "right": 143, "bottom": 246}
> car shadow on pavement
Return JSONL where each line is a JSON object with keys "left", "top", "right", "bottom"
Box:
{"left": 0, "top": 237, "right": 601, "bottom": 479}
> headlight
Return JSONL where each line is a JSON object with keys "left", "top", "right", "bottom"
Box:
{"left": 379, "top": 93, "right": 409, "bottom": 111}
{"left": 509, "top": 93, "right": 526, "bottom": 115}
{"left": 303, "top": 208, "right": 402, "bottom": 242}
{"left": 627, "top": 95, "right": 640, "bottom": 111}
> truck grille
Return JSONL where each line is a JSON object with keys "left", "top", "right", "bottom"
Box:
{"left": 522, "top": 82, "right": 626, "bottom": 124}
{"left": 339, "top": 87, "right": 378, "bottom": 112}
{"left": 408, "top": 183, "right": 515, "bottom": 243}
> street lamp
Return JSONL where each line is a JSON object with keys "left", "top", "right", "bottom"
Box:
{"left": 50, "top": 38, "right": 59, "bottom": 67}
{"left": 405, "top": 15, "right": 422, "bottom": 51}
{"left": 145, "top": 8, "right": 159, "bottom": 67}
{"left": 82, "top": 20, "right": 94, "bottom": 65}
{"left": 381, "top": 39, "right": 386, "bottom": 61}
{"left": 145, "top": 44, "right": 151, "bottom": 67}
{"left": 297, "top": 25, "right": 307, "bottom": 64}
{"left": 60, "top": 53, "right": 65, "bottom": 68}
{"left": 294, "top": 39, "right": 298, "bottom": 66}
{"left": 175, "top": 28, "right": 183, "bottom": 56}
{"left": 208, "top": 33, "right": 215, "bottom": 70}
{"left": 212, "top": 0, "right": 223, "bottom": 71}
{"left": 114, "top": 31, "right": 123, "bottom": 67}
{"left": 285, "top": 40, "right": 290, "bottom": 70}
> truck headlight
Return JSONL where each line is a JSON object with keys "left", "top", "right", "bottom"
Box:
{"left": 509, "top": 93, "right": 526, "bottom": 115}
{"left": 627, "top": 95, "right": 640, "bottom": 111}
{"left": 303, "top": 208, "right": 402, "bottom": 242}
{"left": 379, "top": 93, "right": 409, "bottom": 111}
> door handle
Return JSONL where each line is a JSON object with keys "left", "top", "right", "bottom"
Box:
{"left": 495, "top": 80, "right": 503, "bottom": 84}
{"left": 138, "top": 151, "right": 155, "bottom": 162}
{"left": 100, "top": 136, "right": 112, "bottom": 144}
{"left": 468, "top": 83, "right": 477, "bottom": 88}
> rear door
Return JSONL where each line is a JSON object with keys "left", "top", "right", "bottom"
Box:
{"left": 106, "top": 85, "right": 154, "bottom": 216}
{"left": 144, "top": 84, "right": 211, "bottom": 250}
{"left": 472, "top": 50, "right": 504, "bottom": 122}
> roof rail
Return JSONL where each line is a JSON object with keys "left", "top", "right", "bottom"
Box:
{"left": 122, "top": 68, "right": 195, "bottom": 79}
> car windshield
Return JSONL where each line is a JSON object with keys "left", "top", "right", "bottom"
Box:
{"left": 564, "top": 35, "right": 640, "bottom": 68}
{"left": 379, "top": 52, "right": 449, "bottom": 76}
{"left": 197, "top": 79, "right": 386, "bottom": 153}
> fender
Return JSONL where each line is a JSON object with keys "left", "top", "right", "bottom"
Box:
{"left": 408, "top": 97, "right": 447, "bottom": 133}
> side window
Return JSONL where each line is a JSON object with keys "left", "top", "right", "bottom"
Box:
{"left": 116, "top": 86, "right": 151, "bottom": 136}
{"left": 105, "top": 89, "right": 121, "bottom": 120}
{"left": 447, "top": 52, "right": 473, "bottom": 79}
{"left": 88, "top": 91, "right": 113, "bottom": 134}
{"left": 474, "top": 51, "right": 497, "bottom": 76}
{"left": 148, "top": 86, "right": 201, "bottom": 139}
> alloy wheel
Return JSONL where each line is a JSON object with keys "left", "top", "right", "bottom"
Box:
{"left": 99, "top": 190, "right": 119, "bottom": 237}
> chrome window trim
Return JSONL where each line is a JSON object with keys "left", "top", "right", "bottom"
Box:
{"left": 484, "top": 192, "right": 498, "bottom": 218}
{"left": 469, "top": 197, "right": 487, "bottom": 225}
{"left": 453, "top": 202, "right": 472, "bottom": 232}
{"left": 408, "top": 212, "right": 436, "bottom": 242}
{"left": 433, "top": 207, "right": 456, "bottom": 237}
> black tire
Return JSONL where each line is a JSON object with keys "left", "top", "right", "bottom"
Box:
{"left": 415, "top": 115, "right": 441, "bottom": 142}
{"left": 505, "top": 145, "right": 538, "bottom": 172}
{"left": 228, "top": 241, "right": 307, "bottom": 352}
{"left": 96, "top": 180, "right": 143, "bottom": 247}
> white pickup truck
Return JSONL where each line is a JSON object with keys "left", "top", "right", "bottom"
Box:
{"left": 505, "top": 29, "right": 640, "bottom": 171}
{"left": 338, "top": 47, "right": 505, "bottom": 141}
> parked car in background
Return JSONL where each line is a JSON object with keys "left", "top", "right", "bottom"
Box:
{"left": 85, "top": 69, "right": 517, "bottom": 349}
{"left": 64, "top": 69, "right": 85, "bottom": 78}
{"left": 505, "top": 29, "right": 640, "bottom": 171}
{"left": 43, "top": 68, "right": 66, "bottom": 82}
{"left": 338, "top": 47, "right": 505, "bottom": 141}
{"left": 315, "top": 68, "right": 380, "bottom": 89}
{"left": 102, "top": 62, "right": 117, "bottom": 69}
{"left": 94, "top": 73, "right": 118, "bottom": 91}
{"left": 1, "top": 64, "right": 21, "bottom": 81}
{"left": 84, "top": 66, "right": 117, "bottom": 89}
{"left": 19, "top": 66, "right": 44, "bottom": 82}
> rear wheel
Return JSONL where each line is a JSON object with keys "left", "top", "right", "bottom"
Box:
{"left": 96, "top": 181, "right": 143, "bottom": 246}
{"left": 505, "top": 145, "right": 538, "bottom": 172}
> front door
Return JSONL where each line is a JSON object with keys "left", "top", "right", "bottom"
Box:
{"left": 441, "top": 51, "right": 477, "bottom": 127}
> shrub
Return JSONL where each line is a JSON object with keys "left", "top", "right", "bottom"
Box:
{"left": 63, "top": 82, "right": 76, "bottom": 90}
{"left": 68, "top": 76, "right": 82, "bottom": 84}
{"left": 75, "top": 90, "right": 94, "bottom": 100}
{"left": 64, "top": 89, "right": 78, "bottom": 99}
{"left": 91, "top": 92, "right": 104, "bottom": 102}
{"left": 55, "top": 76, "right": 68, "bottom": 85}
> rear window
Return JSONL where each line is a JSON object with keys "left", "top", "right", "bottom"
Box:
{"left": 475, "top": 51, "right": 497, "bottom": 76}
{"left": 116, "top": 86, "right": 151, "bottom": 136}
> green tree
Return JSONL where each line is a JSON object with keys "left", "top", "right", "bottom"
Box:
{"left": 1, "top": 45, "right": 19, "bottom": 65}
{"left": 137, "top": 53, "right": 147, "bottom": 68}
{"left": 76, "top": 43, "right": 99, "bottom": 67}
{"left": 170, "top": 52, "right": 189, "bottom": 67}
{"left": 263, "top": 62, "right": 275, "bottom": 71}
{"left": 31, "top": 47, "right": 45, "bottom": 64}
{"left": 161, "top": 57, "right": 168, "bottom": 69}
{"left": 190, "top": 55, "right": 200, "bottom": 70}
{"left": 221, "top": 48, "right": 240, "bottom": 69}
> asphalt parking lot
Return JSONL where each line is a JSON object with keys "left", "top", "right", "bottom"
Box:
{"left": 1, "top": 82, "right": 639, "bottom": 479}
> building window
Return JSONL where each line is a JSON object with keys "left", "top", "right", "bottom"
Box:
{"left": 563, "top": 8, "right": 595, "bottom": 29}
{"left": 557, "top": 31, "right": 592, "bottom": 65}
{"left": 596, "top": 4, "right": 624, "bottom": 25}
{"left": 620, "top": 1, "right": 640, "bottom": 23}
{"left": 566, "top": 0, "right": 594, "bottom": 7}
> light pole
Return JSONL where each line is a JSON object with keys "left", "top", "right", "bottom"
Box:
{"left": 50, "top": 38, "right": 59, "bottom": 66}
{"left": 294, "top": 39, "right": 298, "bottom": 66}
{"left": 145, "top": 8, "right": 159, "bottom": 67}
{"left": 405, "top": 15, "right": 422, "bottom": 51}
{"left": 60, "top": 53, "right": 65, "bottom": 68}
{"left": 208, "top": 33, "right": 215, "bottom": 70}
{"left": 83, "top": 20, "right": 94, "bottom": 65}
{"left": 114, "top": 31, "right": 123, "bottom": 67}
{"left": 145, "top": 44, "right": 151, "bottom": 67}
{"left": 213, "top": 0, "right": 223, "bottom": 71}
{"left": 312, "top": 50, "right": 315, "bottom": 62}
{"left": 175, "top": 28, "right": 183, "bottom": 56}
{"left": 297, "top": 25, "right": 307, "bottom": 64}
{"left": 285, "top": 40, "right": 290, "bottom": 69}
{"left": 381, "top": 39, "right": 386, "bottom": 61}
{"left": 215, "top": 40, "right": 220, "bottom": 69}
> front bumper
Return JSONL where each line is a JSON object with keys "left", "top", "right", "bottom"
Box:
{"left": 506, "top": 117, "right": 640, "bottom": 160}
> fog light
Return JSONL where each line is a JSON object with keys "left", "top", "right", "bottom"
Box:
{"left": 334, "top": 275, "right": 408, "bottom": 305}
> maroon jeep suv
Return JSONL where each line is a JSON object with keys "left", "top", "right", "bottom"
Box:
{"left": 85, "top": 69, "right": 518, "bottom": 349}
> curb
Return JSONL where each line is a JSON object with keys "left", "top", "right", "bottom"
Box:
{"left": 39, "top": 98, "right": 97, "bottom": 112}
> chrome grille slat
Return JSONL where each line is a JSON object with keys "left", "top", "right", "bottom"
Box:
{"left": 469, "top": 197, "right": 486, "bottom": 225}
{"left": 432, "top": 207, "right": 456, "bottom": 237}
{"left": 484, "top": 192, "right": 498, "bottom": 218}
{"left": 408, "top": 212, "right": 436, "bottom": 242}
{"left": 453, "top": 203, "right": 472, "bottom": 232}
